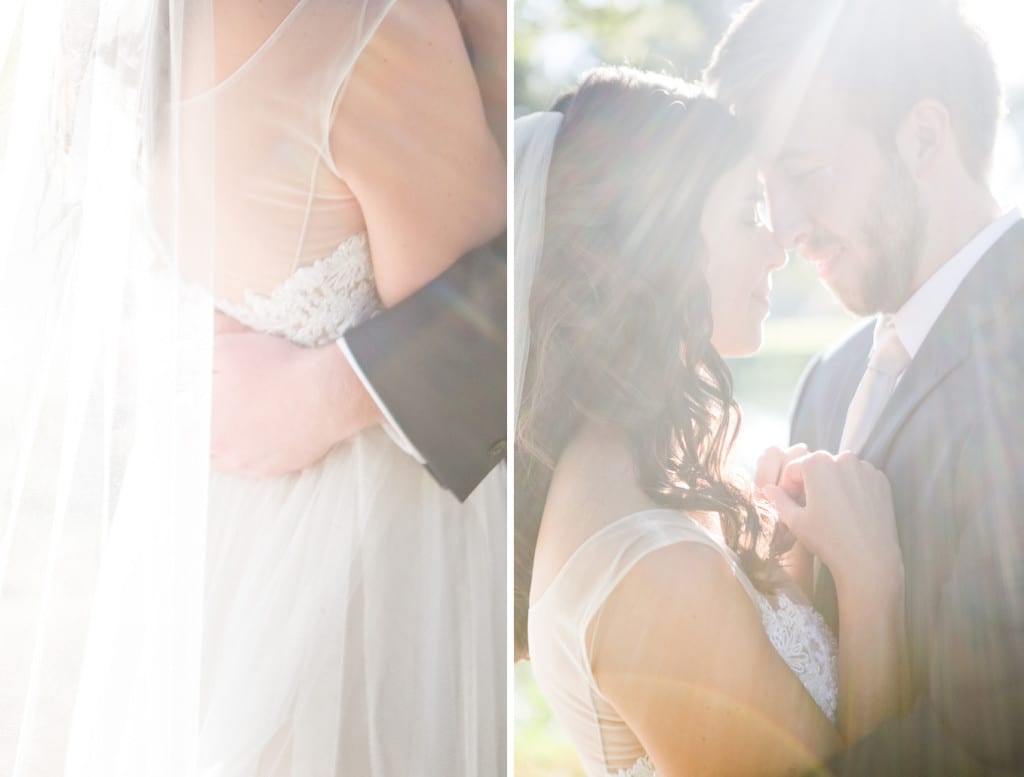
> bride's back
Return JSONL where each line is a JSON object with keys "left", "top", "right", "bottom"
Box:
{"left": 175, "top": 0, "right": 504, "bottom": 307}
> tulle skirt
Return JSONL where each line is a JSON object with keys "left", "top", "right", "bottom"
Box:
{"left": 199, "top": 428, "right": 506, "bottom": 776}
{"left": 0, "top": 424, "right": 505, "bottom": 776}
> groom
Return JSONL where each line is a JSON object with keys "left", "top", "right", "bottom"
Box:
{"left": 708, "top": 0, "right": 1023, "bottom": 774}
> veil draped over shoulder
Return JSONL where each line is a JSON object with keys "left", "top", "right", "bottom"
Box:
{"left": 0, "top": 2, "right": 397, "bottom": 774}
{"left": 513, "top": 110, "right": 562, "bottom": 417}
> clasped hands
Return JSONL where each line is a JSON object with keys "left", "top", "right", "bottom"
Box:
{"left": 755, "top": 444, "right": 903, "bottom": 596}
{"left": 211, "top": 312, "right": 382, "bottom": 477}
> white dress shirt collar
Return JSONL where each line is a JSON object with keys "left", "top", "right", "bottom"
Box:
{"left": 891, "top": 207, "right": 1022, "bottom": 359}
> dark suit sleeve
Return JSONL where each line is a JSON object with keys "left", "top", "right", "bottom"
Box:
{"left": 342, "top": 233, "right": 506, "bottom": 502}
{"left": 788, "top": 352, "right": 823, "bottom": 449}
{"left": 925, "top": 361, "right": 1024, "bottom": 769}
{"left": 821, "top": 344, "right": 1024, "bottom": 776}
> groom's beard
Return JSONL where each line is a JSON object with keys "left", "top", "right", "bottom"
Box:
{"left": 854, "top": 157, "right": 925, "bottom": 315}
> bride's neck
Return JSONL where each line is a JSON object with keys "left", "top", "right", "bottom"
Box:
{"left": 548, "top": 420, "right": 650, "bottom": 521}
{"left": 555, "top": 420, "right": 724, "bottom": 538}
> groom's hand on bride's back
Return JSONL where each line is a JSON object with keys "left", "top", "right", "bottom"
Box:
{"left": 210, "top": 312, "right": 383, "bottom": 477}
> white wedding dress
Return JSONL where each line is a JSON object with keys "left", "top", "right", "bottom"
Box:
{"left": 182, "top": 4, "right": 506, "bottom": 774}
{"left": 528, "top": 510, "right": 837, "bottom": 777}
{"left": 199, "top": 236, "right": 505, "bottom": 776}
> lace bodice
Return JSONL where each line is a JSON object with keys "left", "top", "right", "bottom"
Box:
{"left": 752, "top": 589, "right": 838, "bottom": 723}
{"left": 215, "top": 232, "right": 380, "bottom": 346}
{"left": 528, "top": 510, "right": 839, "bottom": 777}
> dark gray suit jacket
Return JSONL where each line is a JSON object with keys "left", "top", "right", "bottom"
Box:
{"left": 342, "top": 232, "right": 506, "bottom": 502}
{"left": 791, "top": 221, "right": 1024, "bottom": 776}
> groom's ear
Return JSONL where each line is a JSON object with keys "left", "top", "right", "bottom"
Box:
{"left": 894, "top": 99, "right": 952, "bottom": 179}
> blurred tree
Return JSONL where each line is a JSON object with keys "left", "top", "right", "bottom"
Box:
{"left": 515, "top": 0, "right": 744, "bottom": 114}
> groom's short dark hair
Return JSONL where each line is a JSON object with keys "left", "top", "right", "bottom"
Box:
{"left": 705, "top": 0, "right": 1003, "bottom": 182}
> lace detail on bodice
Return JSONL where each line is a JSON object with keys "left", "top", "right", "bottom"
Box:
{"left": 612, "top": 754, "right": 655, "bottom": 777}
{"left": 754, "top": 591, "right": 839, "bottom": 722}
{"left": 216, "top": 232, "right": 380, "bottom": 346}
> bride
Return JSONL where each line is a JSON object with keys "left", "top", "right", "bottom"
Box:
{"left": 515, "top": 67, "right": 908, "bottom": 776}
{"left": 0, "top": 0, "right": 503, "bottom": 774}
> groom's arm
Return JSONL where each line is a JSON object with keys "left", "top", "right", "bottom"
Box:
{"left": 210, "top": 234, "right": 506, "bottom": 499}
{"left": 341, "top": 232, "right": 506, "bottom": 501}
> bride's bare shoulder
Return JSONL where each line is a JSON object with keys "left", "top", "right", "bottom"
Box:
{"left": 329, "top": 0, "right": 505, "bottom": 307}
{"left": 589, "top": 537, "right": 839, "bottom": 773}
{"left": 210, "top": 0, "right": 301, "bottom": 81}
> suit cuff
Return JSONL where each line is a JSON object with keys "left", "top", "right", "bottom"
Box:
{"left": 336, "top": 336, "right": 426, "bottom": 464}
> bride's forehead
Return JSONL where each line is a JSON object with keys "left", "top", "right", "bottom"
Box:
{"left": 710, "top": 157, "right": 761, "bottom": 200}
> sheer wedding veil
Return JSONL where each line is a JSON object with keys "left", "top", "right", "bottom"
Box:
{"left": 0, "top": 2, "right": 392, "bottom": 774}
{"left": 513, "top": 111, "right": 562, "bottom": 418}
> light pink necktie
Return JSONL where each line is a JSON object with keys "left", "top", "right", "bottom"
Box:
{"left": 839, "top": 316, "right": 912, "bottom": 453}
{"left": 815, "top": 317, "right": 911, "bottom": 589}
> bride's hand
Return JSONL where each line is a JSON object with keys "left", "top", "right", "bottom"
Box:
{"left": 211, "top": 313, "right": 381, "bottom": 476}
{"left": 753, "top": 443, "right": 809, "bottom": 490}
{"left": 754, "top": 443, "right": 813, "bottom": 594}
{"left": 763, "top": 451, "right": 903, "bottom": 599}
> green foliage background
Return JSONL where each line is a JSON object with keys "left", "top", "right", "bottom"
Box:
{"left": 516, "top": 0, "right": 739, "bottom": 114}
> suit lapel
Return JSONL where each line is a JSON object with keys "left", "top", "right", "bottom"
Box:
{"left": 858, "top": 220, "right": 1024, "bottom": 465}
{"left": 816, "top": 220, "right": 1024, "bottom": 633}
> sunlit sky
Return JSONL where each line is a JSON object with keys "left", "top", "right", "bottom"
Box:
{"left": 528, "top": 1, "right": 1024, "bottom": 86}
{"left": 964, "top": 0, "right": 1024, "bottom": 83}
{"left": 918, "top": 0, "right": 1024, "bottom": 207}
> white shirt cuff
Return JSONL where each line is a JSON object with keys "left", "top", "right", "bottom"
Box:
{"left": 336, "top": 336, "right": 426, "bottom": 464}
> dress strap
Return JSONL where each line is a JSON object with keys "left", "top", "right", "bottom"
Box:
{"left": 183, "top": 0, "right": 398, "bottom": 109}
{"left": 535, "top": 510, "right": 748, "bottom": 620}
{"left": 531, "top": 510, "right": 762, "bottom": 680}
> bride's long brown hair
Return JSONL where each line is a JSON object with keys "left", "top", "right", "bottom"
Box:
{"left": 515, "top": 66, "right": 788, "bottom": 659}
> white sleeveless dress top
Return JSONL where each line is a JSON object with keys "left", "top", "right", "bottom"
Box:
{"left": 528, "top": 510, "right": 839, "bottom": 777}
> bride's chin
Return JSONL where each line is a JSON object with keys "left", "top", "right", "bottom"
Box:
{"left": 747, "top": 328, "right": 768, "bottom": 356}
{"left": 716, "top": 330, "right": 765, "bottom": 359}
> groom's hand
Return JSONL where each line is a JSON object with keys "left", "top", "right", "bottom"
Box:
{"left": 211, "top": 313, "right": 382, "bottom": 477}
